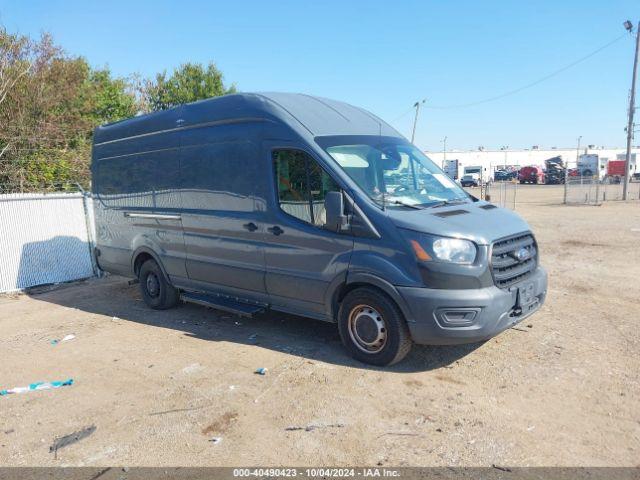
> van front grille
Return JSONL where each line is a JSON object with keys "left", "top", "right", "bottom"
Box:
{"left": 491, "top": 233, "right": 537, "bottom": 289}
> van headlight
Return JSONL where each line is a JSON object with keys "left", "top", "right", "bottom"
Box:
{"left": 432, "top": 238, "right": 476, "bottom": 264}
{"left": 403, "top": 230, "right": 477, "bottom": 265}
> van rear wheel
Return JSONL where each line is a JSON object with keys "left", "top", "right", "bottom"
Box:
{"left": 138, "top": 259, "right": 179, "bottom": 310}
{"left": 338, "top": 287, "right": 412, "bottom": 366}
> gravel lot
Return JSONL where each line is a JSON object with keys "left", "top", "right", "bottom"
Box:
{"left": 1, "top": 186, "right": 639, "bottom": 467}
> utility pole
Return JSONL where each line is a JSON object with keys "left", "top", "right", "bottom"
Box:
{"left": 443, "top": 136, "right": 447, "bottom": 160}
{"left": 623, "top": 20, "right": 640, "bottom": 200}
{"left": 411, "top": 99, "right": 426, "bottom": 144}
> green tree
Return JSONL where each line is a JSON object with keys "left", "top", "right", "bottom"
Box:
{"left": 0, "top": 26, "right": 139, "bottom": 191}
{"left": 1, "top": 25, "right": 236, "bottom": 191}
{"left": 144, "top": 62, "right": 236, "bottom": 111}
{"left": 85, "top": 69, "right": 138, "bottom": 124}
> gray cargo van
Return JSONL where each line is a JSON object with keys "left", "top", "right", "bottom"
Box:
{"left": 91, "top": 93, "right": 547, "bottom": 365}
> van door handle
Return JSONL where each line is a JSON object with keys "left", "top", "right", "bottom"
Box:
{"left": 267, "top": 226, "right": 284, "bottom": 236}
{"left": 243, "top": 222, "right": 258, "bottom": 232}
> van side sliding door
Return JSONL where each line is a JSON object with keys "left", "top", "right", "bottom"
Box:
{"left": 179, "top": 130, "right": 267, "bottom": 301}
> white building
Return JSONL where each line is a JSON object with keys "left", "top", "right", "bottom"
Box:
{"left": 425, "top": 145, "right": 640, "bottom": 180}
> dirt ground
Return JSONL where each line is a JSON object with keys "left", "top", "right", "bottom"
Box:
{"left": 1, "top": 185, "right": 639, "bottom": 467}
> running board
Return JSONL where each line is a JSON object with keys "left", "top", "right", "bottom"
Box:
{"left": 180, "top": 292, "right": 265, "bottom": 318}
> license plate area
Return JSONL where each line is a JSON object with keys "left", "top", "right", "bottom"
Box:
{"left": 509, "top": 281, "right": 541, "bottom": 320}
{"left": 517, "top": 282, "right": 536, "bottom": 308}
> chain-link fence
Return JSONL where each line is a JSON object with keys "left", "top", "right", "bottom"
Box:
{"left": 468, "top": 176, "right": 640, "bottom": 209}
{"left": 560, "top": 154, "right": 639, "bottom": 203}
{"left": 564, "top": 170, "right": 640, "bottom": 205}
{"left": 483, "top": 180, "right": 518, "bottom": 209}
{"left": 0, "top": 185, "right": 97, "bottom": 293}
{"left": 564, "top": 176, "right": 599, "bottom": 205}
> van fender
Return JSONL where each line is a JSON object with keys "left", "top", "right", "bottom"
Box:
{"left": 326, "top": 271, "right": 416, "bottom": 324}
{"left": 130, "top": 241, "right": 171, "bottom": 282}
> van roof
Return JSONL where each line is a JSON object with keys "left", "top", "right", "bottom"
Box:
{"left": 93, "top": 92, "right": 402, "bottom": 145}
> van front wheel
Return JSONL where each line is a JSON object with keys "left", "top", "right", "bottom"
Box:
{"left": 139, "top": 259, "right": 179, "bottom": 310}
{"left": 338, "top": 287, "right": 412, "bottom": 366}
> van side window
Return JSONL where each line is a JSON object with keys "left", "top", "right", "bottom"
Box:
{"left": 273, "top": 149, "right": 340, "bottom": 227}
{"left": 96, "top": 151, "right": 179, "bottom": 208}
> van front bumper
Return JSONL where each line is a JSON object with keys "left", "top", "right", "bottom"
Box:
{"left": 397, "top": 267, "right": 547, "bottom": 345}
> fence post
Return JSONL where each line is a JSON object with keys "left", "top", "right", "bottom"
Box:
{"left": 75, "top": 184, "right": 99, "bottom": 277}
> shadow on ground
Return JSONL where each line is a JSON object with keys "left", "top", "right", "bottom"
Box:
{"left": 27, "top": 276, "right": 484, "bottom": 373}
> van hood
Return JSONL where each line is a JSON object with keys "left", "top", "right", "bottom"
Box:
{"left": 386, "top": 201, "right": 531, "bottom": 245}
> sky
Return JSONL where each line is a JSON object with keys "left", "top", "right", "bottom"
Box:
{"left": 0, "top": 0, "right": 638, "bottom": 151}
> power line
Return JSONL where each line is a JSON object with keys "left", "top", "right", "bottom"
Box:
{"left": 428, "top": 33, "right": 628, "bottom": 109}
{"left": 392, "top": 32, "right": 628, "bottom": 115}
{"left": 390, "top": 105, "right": 416, "bottom": 123}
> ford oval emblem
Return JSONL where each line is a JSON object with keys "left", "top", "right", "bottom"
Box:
{"left": 512, "top": 247, "right": 531, "bottom": 262}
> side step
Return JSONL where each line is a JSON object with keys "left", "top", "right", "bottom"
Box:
{"left": 180, "top": 292, "right": 266, "bottom": 318}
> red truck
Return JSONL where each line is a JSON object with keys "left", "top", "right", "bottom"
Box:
{"left": 518, "top": 165, "right": 545, "bottom": 184}
{"left": 606, "top": 160, "right": 627, "bottom": 183}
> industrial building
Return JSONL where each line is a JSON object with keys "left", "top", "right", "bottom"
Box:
{"left": 425, "top": 146, "right": 640, "bottom": 180}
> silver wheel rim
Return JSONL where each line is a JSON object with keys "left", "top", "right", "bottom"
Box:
{"left": 347, "top": 304, "right": 387, "bottom": 354}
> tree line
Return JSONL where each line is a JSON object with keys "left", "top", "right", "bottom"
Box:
{"left": 0, "top": 25, "right": 236, "bottom": 192}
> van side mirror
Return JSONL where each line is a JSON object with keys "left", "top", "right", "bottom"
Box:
{"left": 324, "top": 191, "right": 348, "bottom": 232}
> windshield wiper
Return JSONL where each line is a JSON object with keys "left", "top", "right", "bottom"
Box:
{"left": 389, "top": 200, "right": 424, "bottom": 210}
{"left": 425, "top": 199, "right": 469, "bottom": 209}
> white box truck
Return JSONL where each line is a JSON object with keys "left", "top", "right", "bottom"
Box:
{"left": 577, "top": 154, "right": 607, "bottom": 180}
{"left": 443, "top": 159, "right": 459, "bottom": 180}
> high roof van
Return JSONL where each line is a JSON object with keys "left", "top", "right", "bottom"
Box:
{"left": 91, "top": 93, "right": 547, "bottom": 365}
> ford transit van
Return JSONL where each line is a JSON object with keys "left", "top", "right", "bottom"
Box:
{"left": 91, "top": 93, "right": 547, "bottom": 366}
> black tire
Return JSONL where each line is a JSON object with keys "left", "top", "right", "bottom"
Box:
{"left": 337, "top": 287, "right": 412, "bottom": 366}
{"left": 138, "top": 259, "right": 179, "bottom": 310}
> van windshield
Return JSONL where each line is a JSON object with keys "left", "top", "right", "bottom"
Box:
{"left": 316, "top": 135, "right": 469, "bottom": 208}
